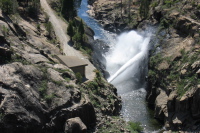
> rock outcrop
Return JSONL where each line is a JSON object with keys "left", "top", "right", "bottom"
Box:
{"left": 88, "top": 0, "right": 140, "bottom": 33}
{"left": 0, "top": 62, "right": 96, "bottom": 133}
{"left": 147, "top": 35, "right": 200, "bottom": 131}
{"left": 0, "top": 1, "right": 122, "bottom": 132}
{"left": 64, "top": 117, "right": 87, "bottom": 133}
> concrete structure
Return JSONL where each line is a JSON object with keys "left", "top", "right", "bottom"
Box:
{"left": 56, "top": 55, "right": 88, "bottom": 77}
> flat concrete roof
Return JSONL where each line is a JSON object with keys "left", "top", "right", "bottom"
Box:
{"left": 56, "top": 55, "right": 88, "bottom": 68}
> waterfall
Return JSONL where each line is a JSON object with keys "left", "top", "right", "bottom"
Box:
{"left": 105, "top": 30, "right": 157, "bottom": 131}
{"left": 106, "top": 31, "right": 150, "bottom": 84}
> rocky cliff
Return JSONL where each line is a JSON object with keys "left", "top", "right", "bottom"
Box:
{"left": 0, "top": 2, "right": 123, "bottom": 132}
{"left": 88, "top": 0, "right": 200, "bottom": 131}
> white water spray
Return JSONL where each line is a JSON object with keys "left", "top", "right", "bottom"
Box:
{"left": 106, "top": 30, "right": 150, "bottom": 83}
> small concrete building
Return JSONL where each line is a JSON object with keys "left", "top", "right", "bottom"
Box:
{"left": 55, "top": 55, "right": 88, "bottom": 77}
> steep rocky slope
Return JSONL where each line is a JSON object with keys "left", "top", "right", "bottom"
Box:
{"left": 88, "top": 0, "right": 200, "bottom": 131}
{"left": 0, "top": 3, "right": 123, "bottom": 132}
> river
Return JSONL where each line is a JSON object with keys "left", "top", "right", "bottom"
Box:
{"left": 78, "top": 0, "right": 162, "bottom": 132}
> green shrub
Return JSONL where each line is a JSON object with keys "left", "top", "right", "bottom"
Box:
{"left": 148, "top": 70, "right": 157, "bottom": 84}
{"left": 44, "top": 94, "right": 55, "bottom": 103}
{"left": 128, "top": 121, "right": 143, "bottom": 133}
{"left": 191, "top": 1, "right": 196, "bottom": 7}
{"left": 45, "top": 21, "right": 53, "bottom": 38}
{"left": 176, "top": 81, "right": 187, "bottom": 97}
{"left": 2, "top": 25, "right": 9, "bottom": 37}
{"left": 54, "top": 68, "right": 71, "bottom": 73}
{"left": 198, "top": 4, "right": 200, "bottom": 9}
{"left": 98, "top": 120, "right": 122, "bottom": 133}
{"left": 10, "top": 54, "right": 31, "bottom": 65}
{"left": 65, "top": 77, "right": 71, "bottom": 82}
{"left": 90, "top": 98, "right": 100, "bottom": 108}
{"left": 72, "top": 32, "right": 82, "bottom": 43}
{"left": 94, "top": 69, "right": 102, "bottom": 83}
{"left": 151, "top": 1, "right": 158, "bottom": 8}
{"left": 168, "top": 72, "right": 179, "bottom": 82}
{"left": 160, "top": 18, "right": 170, "bottom": 29}
{"left": 75, "top": 72, "right": 82, "bottom": 84}
{"left": 80, "top": 46, "right": 92, "bottom": 56}
{"left": 39, "top": 80, "right": 56, "bottom": 103}
{"left": 149, "top": 53, "right": 162, "bottom": 68}
{"left": 52, "top": 80, "right": 63, "bottom": 86}
{"left": 164, "top": 0, "right": 173, "bottom": 7}
{"left": 86, "top": 81, "right": 98, "bottom": 89}
{"left": 66, "top": 84, "right": 75, "bottom": 89}
{"left": 39, "top": 80, "right": 48, "bottom": 97}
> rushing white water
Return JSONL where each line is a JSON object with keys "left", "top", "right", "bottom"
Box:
{"left": 106, "top": 31, "right": 150, "bottom": 84}
{"left": 105, "top": 30, "right": 159, "bottom": 132}
{"left": 107, "top": 37, "right": 150, "bottom": 83}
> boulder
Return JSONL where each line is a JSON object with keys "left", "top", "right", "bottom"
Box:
{"left": 154, "top": 89, "right": 168, "bottom": 121}
{"left": 191, "top": 60, "right": 200, "bottom": 70}
{"left": 64, "top": 117, "right": 87, "bottom": 133}
{"left": 157, "top": 60, "right": 170, "bottom": 70}
{"left": 53, "top": 64, "right": 76, "bottom": 80}
{"left": 22, "top": 53, "right": 49, "bottom": 64}
{"left": 47, "top": 68, "right": 65, "bottom": 82}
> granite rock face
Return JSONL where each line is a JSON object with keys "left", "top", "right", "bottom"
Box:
{"left": 0, "top": 1, "right": 122, "bottom": 131}
{"left": 0, "top": 62, "right": 96, "bottom": 133}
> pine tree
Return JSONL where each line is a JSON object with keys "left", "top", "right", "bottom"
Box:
{"left": 45, "top": 21, "right": 53, "bottom": 38}
{"left": 67, "top": 21, "right": 74, "bottom": 40}
{"left": 139, "top": 0, "right": 150, "bottom": 18}
{"left": 26, "top": 0, "right": 40, "bottom": 18}
{"left": 0, "top": 0, "right": 18, "bottom": 14}
{"left": 78, "top": 19, "right": 84, "bottom": 34}
{"left": 61, "top": 0, "right": 77, "bottom": 20}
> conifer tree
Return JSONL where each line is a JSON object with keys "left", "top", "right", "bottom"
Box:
{"left": 78, "top": 19, "right": 84, "bottom": 34}
{"left": 139, "top": 0, "right": 150, "bottom": 18}
{"left": 45, "top": 21, "right": 53, "bottom": 38}
{"left": 0, "top": 0, "right": 18, "bottom": 14}
{"left": 67, "top": 21, "right": 74, "bottom": 40}
{"left": 61, "top": 0, "right": 76, "bottom": 20}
